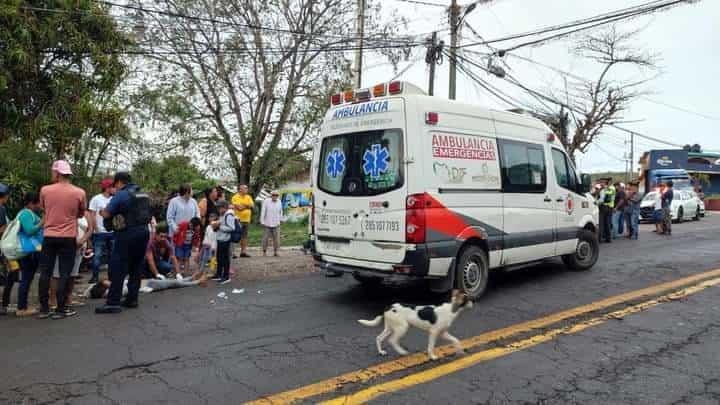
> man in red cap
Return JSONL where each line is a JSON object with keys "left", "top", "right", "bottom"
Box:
{"left": 37, "top": 160, "right": 87, "bottom": 320}
{"left": 88, "top": 178, "right": 115, "bottom": 284}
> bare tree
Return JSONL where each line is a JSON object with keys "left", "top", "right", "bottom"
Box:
{"left": 125, "top": 0, "right": 410, "bottom": 193}
{"left": 547, "top": 26, "right": 657, "bottom": 162}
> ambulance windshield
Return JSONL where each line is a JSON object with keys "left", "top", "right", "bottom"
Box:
{"left": 318, "top": 129, "right": 404, "bottom": 196}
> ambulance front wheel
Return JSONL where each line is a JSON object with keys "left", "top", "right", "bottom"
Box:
{"left": 562, "top": 230, "right": 599, "bottom": 271}
{"left": 455, "top": 246, "right": 489, "bottom": 300}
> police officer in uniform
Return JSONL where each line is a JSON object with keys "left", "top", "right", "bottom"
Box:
{"left": 598, "top": 177, "right": 616, "bottom": 243}
{"left": 96, "top": 172, "right": 151, "bottom": 314}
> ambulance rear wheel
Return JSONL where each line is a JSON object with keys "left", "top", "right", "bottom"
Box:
{"left": 562, "top": 230, "right": 598, "bottom": 271}
{"left": 455, "top": 246, "right": 489, "bottom": 300}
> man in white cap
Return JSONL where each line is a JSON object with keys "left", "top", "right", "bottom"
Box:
{"left": 37, "top": 160, "right": 87, "bottom": 320}
{"left": 260, "top": 190, "right": 284, "bottom": 256}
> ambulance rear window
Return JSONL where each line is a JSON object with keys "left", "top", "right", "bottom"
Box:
{"left": 318, "top": 129, "right": 404, "bottom": 196}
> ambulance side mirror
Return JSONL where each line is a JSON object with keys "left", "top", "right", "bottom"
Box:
{"left": 579, "top": 173, "right": 592, "bottom": 194}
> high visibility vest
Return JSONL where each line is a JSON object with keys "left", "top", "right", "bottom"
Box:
{"left": 604, "top": 185, "right": 616, "bottom": 208}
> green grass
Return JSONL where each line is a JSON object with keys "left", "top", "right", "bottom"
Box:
{"left": 247, "top": 221, "right": 309, "bottom": 248}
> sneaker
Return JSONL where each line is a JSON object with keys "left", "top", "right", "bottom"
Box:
{"left": 51, "top": 309, "right": 77, "bottom": 320}
{"left": 37, "top": 310, "right": 51, "bottom": 319}
{"left": 62, "top": 308, "right": 78, "bottom": 317}
{"left": 16, "top": 308, "right": 38, "bottom": 317}
{"left": 211, "top": 275, "right": 222, "bottom": 281}
{"left": 240, "top": 253, "right": 251, "bottom": 258}
{"left": 0, "top": 307, "right": 7, "bottom": 316}
{"left": 95, "top": 305, "right": 122, "bottom": 314}
{"left": 220, "top": 278, "right": 232, "bottom": 285}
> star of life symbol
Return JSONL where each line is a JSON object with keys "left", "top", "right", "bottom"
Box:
{"left": 362, "top": 144, "right": 390, "bottom": 180}
{"left": 325, "top": 148, "right": 346, "bottom": 178}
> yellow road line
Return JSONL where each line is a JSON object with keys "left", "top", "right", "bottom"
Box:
{"left": 322, "top": 277, "right": 720, "bottom": 404}
{"left": 246, "top": 268, "right": 720, "bottom": 405}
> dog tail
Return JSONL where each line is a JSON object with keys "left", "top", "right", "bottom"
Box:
{"left": 358, "top": 315, "right": 383, "bottom": 327}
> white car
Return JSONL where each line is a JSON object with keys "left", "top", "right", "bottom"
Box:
{"left": 639, "top": 190, "right": 702, "bottom": 222}
{"left": 689, "top": 191, "right": 706, "bottom": 218}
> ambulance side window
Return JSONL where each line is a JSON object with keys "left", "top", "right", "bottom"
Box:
{"left": 551, "top": 148, "right": 580, "bottom": 193}
{"left": 498, "top": 140, "right": 547, "bottom": 193}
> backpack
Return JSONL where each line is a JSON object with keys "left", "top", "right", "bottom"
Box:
{"left": 225, "top": 213, "right": 243, "bottom": 243}
{"left": 0, "top": 217, "right": 24, "bottom": 260}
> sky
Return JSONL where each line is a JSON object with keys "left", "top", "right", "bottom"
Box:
{"left": 363, "top": 0, "right": 720, "bottom": 173}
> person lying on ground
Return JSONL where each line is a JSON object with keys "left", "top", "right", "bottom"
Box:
{"left": 84, "top": 273, "right": 207, "bottom": 299}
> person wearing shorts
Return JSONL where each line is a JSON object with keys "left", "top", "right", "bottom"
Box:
{"left": 172, "top": 217, "right": 201, "bottom": 274}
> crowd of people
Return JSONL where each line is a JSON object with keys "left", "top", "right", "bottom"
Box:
{"left": 593, "top": 177, "right": 675, "bottom": 243}
{"left": 0, "top": 160, "right": 287, "bottom": 319}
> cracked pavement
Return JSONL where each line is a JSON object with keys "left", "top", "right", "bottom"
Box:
{"left": 1, "top": 216, "right": 719, "bottom": 404}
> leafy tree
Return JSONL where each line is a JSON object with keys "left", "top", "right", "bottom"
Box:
{"left": 0, "top": 0, "right": 131, "bottom": 166}
{"left": 0, "top": 141, "right": 52, "bottom": 215}
{"left": 131, "top": 155, "right": 214, "bottom": 194}
{"left": 125, "top": 0, "right": 409, "bottom": 195}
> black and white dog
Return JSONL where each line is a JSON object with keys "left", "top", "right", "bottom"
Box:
{"left": 358, "top": 290, "right": 473, "bottom": 360}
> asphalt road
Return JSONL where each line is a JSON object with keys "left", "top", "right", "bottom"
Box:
{"left": 1, "top": 215, "right": 719, "bottom": 404}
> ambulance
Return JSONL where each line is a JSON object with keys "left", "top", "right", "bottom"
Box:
{"left": 311, "top": 81, "right": 599, "bottom": 299}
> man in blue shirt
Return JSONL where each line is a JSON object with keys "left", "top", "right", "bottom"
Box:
{"left": 95, "top": 172, "right": 151, "bottom": 314}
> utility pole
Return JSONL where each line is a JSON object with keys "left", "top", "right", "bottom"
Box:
{"left": 354, "top": 0, "right": 366, "bottom": 89}
{"left": 448, "top": 0, "right": 459, "bottom": 100}
{"left": 425, "top": 32, "right": 444, "bottom": 96}
{"left": 630, "top": 132, "right": 635, "bottom": 179}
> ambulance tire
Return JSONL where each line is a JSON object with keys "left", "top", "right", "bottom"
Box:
{"left": 562, "top": 230, "right": 599, "bottom": 271}
{"left": 455, "top": 246, "right": 489, "bottom": 300}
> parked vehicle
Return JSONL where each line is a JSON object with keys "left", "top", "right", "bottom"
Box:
{"left": 688, "top": 191, "right": 705, "bottom": 219}
{"left": 311, "top": 81, "right": 599, "bottom": 299}
{"left": 639, "top": 190, "right": 702, "bottom": 223}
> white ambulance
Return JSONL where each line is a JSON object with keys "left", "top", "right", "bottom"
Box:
{"left": 311, "top": 81, "right": 599, "bottom": 299}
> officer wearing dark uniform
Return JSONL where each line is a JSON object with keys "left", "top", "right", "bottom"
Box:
{"left": 95, "top": 172, "right": 151, "bottom": 314}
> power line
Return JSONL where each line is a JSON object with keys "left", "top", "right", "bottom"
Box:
{"left": 90, "top": 0, "right": 426, "bottom": 44}
{"left": 640, "top": 98, "right": 720, "bottom": 121}
{"left": 390, "top": 0, "right": 447, "bottom": 7}
{"left": 459, "top": 0, "right": 691, "bottom": 49}
{"left": 498, "top": 52, "right": 720, "bottom": 122}
{"left": 454, "top": 52, "right": 686, "bottom": 149}
{"left": 19, "top": 3, "right": 426, "bottom": 51}
{"left": 593, "top": 142, "right": 627, "bottom": 162}
{"left": 507, "top": 53, "right": 720, "bottom": 122}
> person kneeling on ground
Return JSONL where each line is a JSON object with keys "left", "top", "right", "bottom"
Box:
{"left": 145, "top": 223, "right": 181, "bottom": 279}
